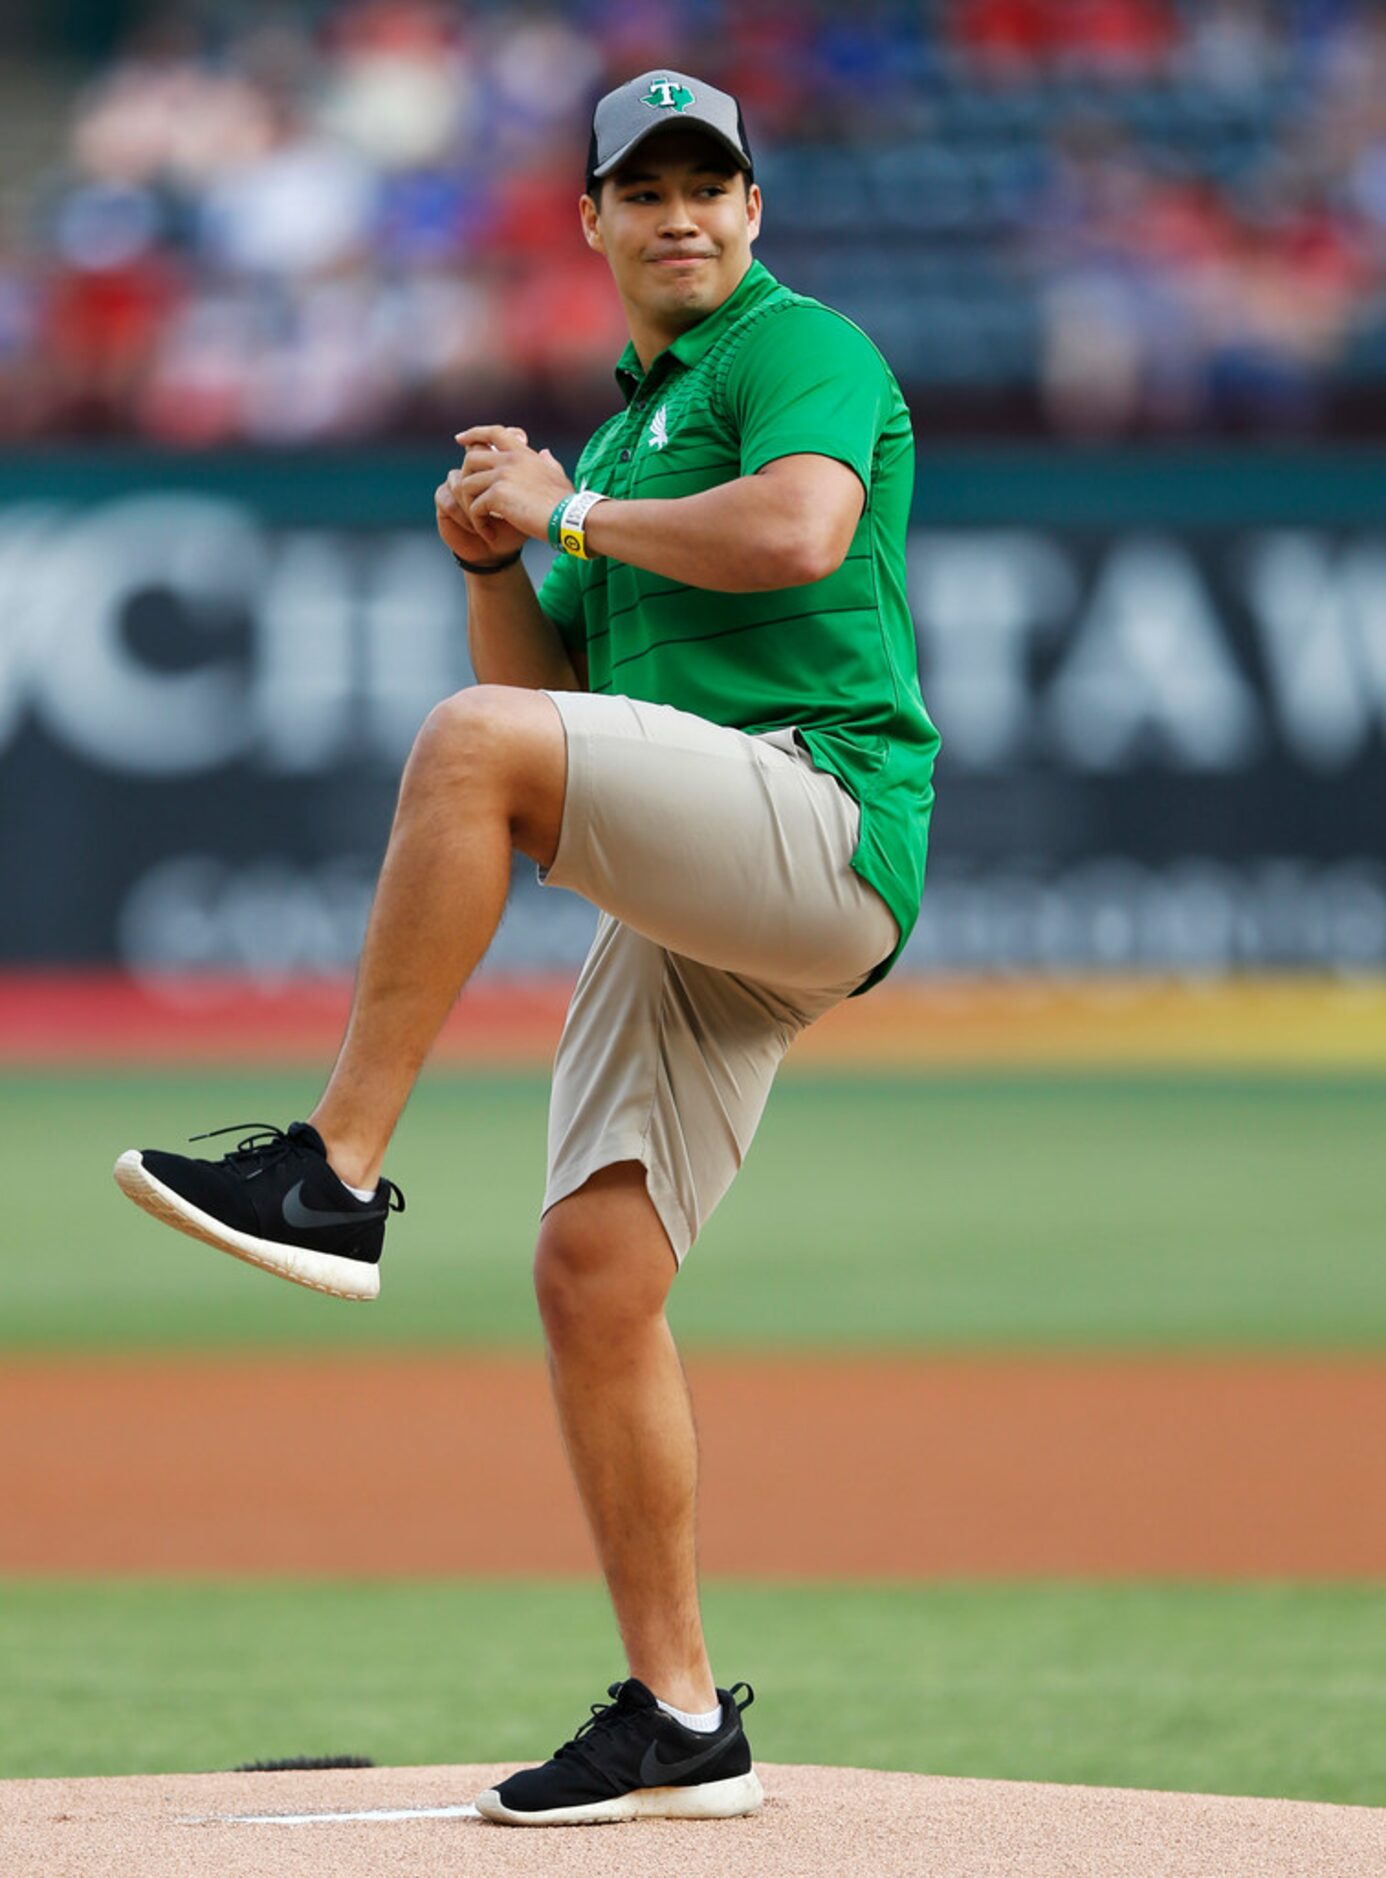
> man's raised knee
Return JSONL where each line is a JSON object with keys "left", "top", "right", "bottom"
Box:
{"left": 413, "top": 684, "right": 513, "bottom": 780}
{"left": 406, "top": 685, "right": 566, "bottom": 862}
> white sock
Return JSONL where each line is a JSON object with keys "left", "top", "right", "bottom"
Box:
{"left": 656, "top": 1697, "right": 723, "bottom": 1734}
{"left": 344, "top": 1181, "right": 377, "bottom": 1203}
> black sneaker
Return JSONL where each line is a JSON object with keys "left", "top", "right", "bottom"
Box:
{"left": 113, "top": 1121, "right": 403, "bottom": 1302}
{"left": 474, "top": 1678, "right": 762, "bottom": 1827}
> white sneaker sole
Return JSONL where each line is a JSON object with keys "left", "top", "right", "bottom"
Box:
{"left": 112, "top": 1150, "right": 380, "bottom": 1302}
{"left": 473, "top": 1769, "right": 763, "bottom": 1827}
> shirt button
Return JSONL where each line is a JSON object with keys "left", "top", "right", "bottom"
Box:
{"left": 620, "top": 448, "right": 631, "bottom": 461}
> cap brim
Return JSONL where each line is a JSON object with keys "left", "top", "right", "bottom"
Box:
{"left": 591, "top": 119, "right": 751, "bottom": 183}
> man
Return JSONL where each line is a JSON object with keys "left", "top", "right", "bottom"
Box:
{"left": 114, "top": 69, "right": 939, "bottom": 1827}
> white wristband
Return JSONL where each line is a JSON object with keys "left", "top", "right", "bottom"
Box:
{"left": 558, "top": 490, "right": 610, "bottom": 560}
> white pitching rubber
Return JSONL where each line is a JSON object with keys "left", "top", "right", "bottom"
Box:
{"left": 113, "top": 1150, "right": 380, "bottom": 1301}
{"left": 472, "top": 1770, "right": 764, "bottom": 1827}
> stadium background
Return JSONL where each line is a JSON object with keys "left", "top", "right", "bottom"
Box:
{"left": 1, "top": 0, "right": 1383, "bottom": 1814}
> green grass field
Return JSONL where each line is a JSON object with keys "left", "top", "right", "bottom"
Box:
{"left": 6, "top": 1067, "right": 1382, "bottom": 1804}
{"left": 4, "top": 1069, "right": 1384, "bottom": 1350}
{"left": 4, "top": 1579, "right": 1383, "bottom": 1805}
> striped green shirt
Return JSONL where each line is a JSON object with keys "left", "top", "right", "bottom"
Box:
{"left": 537, "top": 258, "right": 938, "bottom": 988}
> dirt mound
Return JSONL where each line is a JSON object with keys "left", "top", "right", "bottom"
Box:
{"left": 4, "top": 1762, "right": 1383, "bottom": 1878}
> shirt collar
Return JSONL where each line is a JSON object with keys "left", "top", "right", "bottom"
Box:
{"left": 614, "top": 258, "right": 780, "bottom": 403}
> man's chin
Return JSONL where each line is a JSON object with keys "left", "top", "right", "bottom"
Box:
{"left": 652, "top": 272, "right": 720, "bottom": 315}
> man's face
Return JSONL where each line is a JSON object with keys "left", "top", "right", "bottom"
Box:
{"left": 581, "top": 127, "right": 762, "bottom": 334}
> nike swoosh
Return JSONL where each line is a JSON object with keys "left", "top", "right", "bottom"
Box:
{"left": 638, "top": 1729, "right": 733, "bottom": 1788}
{"left": 281, "top": 1181, "right": 384, "bottom": 1231}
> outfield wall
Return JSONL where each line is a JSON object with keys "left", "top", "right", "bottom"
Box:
{"left": 2, "top": 446, "right": 1384, "bottom": 980}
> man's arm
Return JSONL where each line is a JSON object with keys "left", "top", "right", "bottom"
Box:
{"left": 461, "top": 558, "right": 581, "bottom": 693}
{"left": 435, "top": 465, "right": 580, "bottom": 691}
{"left": 582, "top": 455, "right": 864, "bottom": 592}
{"left": 457, "top": 428, "right": 865, "bottom": 595}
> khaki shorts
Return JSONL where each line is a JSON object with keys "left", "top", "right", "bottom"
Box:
{"left": 538, "top": 690, "right": 898, "bottom": 1263}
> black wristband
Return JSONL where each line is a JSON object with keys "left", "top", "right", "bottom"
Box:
{"left": 453, "top": 548, "right": 523, "bottom": 575}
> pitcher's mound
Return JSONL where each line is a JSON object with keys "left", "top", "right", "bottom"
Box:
{"left": 3, "top": 1760, "right": 1383, "bottom": 1877}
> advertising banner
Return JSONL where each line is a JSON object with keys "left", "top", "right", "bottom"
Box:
{"left": 2, "top": 449, "right": 1383, "bottom": 978}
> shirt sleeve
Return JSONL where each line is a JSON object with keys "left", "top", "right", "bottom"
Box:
{"left": 723, "top": 304, "right": 891, "bottom": 492}
{"left": 536, "top": 547, "right": 584, "bottom": 654}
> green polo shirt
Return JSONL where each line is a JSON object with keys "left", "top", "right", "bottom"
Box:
{"left": 537, "top": 257, "right": 938, "bottom": 989}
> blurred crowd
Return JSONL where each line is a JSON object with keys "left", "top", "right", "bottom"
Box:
{"left": 3, "top": 0, "right": 1386, "bottom": 443}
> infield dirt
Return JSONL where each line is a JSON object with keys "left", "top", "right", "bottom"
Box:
{"left": 4, "top": 1353, "right": 1384, "bottom": 1575}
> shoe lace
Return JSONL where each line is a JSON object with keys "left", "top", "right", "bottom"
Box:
{"left": 551, "top": 1683, "right": 637, "bottom": 1767}
{"left": 190, "top": 1122, "right": 294, "bottom": 1177}
{"left": 188, "top": 1123, "right": 405, "bottom": 1211}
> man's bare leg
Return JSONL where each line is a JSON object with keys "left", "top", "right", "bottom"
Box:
{"left": 312, "top": 686, "right": 716, "bottom": 1708}
{"left": 535, "top": 1162, "right": 718, "bottom": 1716}
{"left": 309, "top": 685, "right": 567, "bottom": 1190}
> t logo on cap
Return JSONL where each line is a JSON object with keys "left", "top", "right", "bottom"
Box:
{"left": 642, "top": 79, "right": 695, "bottom": 113}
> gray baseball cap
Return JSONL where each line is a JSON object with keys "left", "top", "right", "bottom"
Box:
{"left": 586, "top": 69, "right": 753, "bottom": 194}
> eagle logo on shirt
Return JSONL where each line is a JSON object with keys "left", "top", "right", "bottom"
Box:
{"left": 647, "top": 404, "right": 670, "bottom": 450}
{"left": 641, "top": 81, "right": 695, "bottom": 113}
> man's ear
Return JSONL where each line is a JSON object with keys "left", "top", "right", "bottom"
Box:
{"left": 745, "top": 181, "right": 763, "bottom": 245}
{"left": 580, "top": 192, "right": 605, "bottom": 253}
